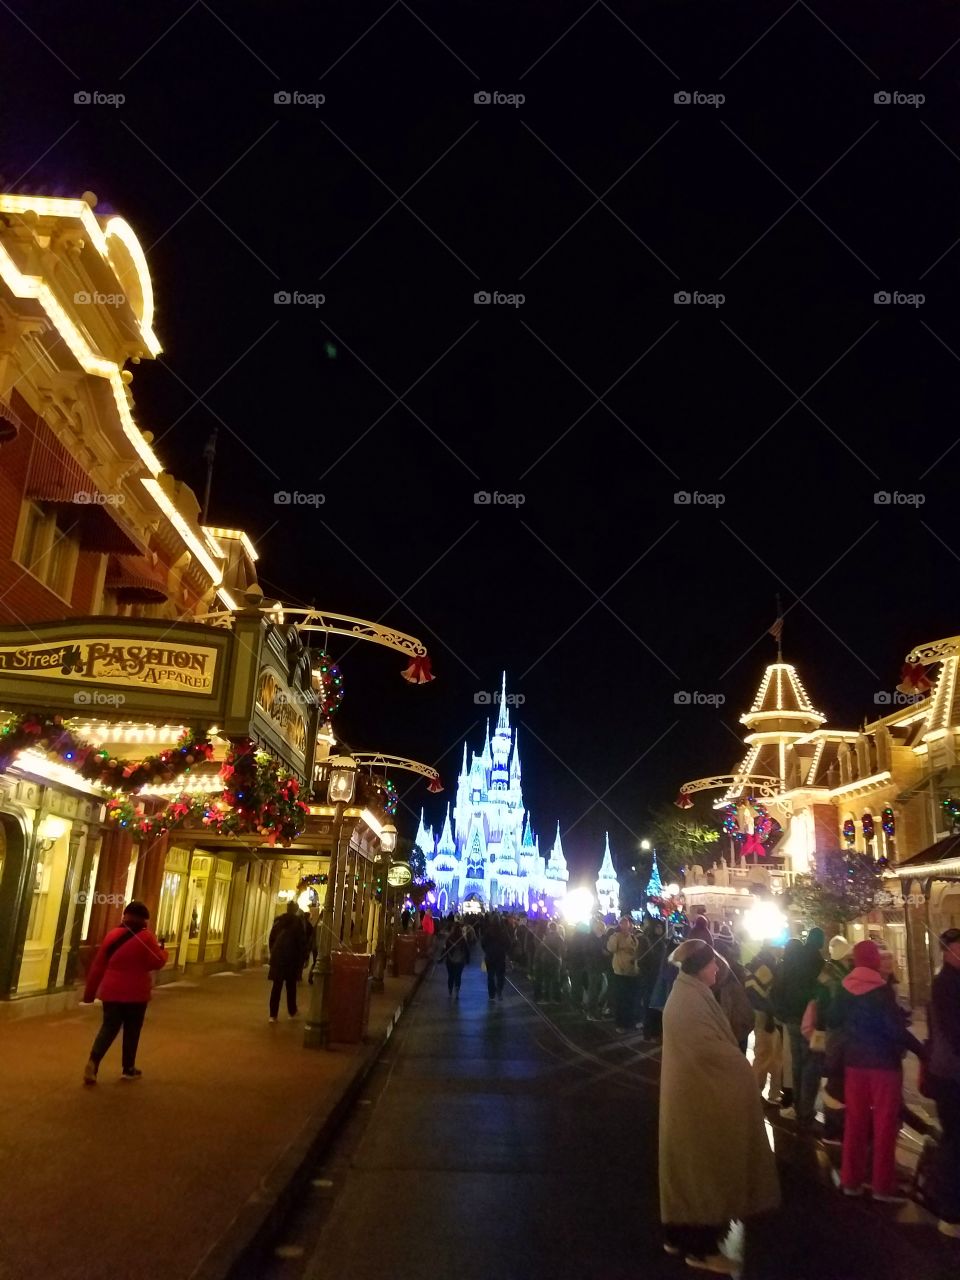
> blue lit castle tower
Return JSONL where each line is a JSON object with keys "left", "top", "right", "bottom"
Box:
{"left": 416, "top": 674, "right": 568, "bottom": 914}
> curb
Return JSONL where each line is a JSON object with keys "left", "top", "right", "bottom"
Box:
{"left": 190, "top": 963, "right": 432, "bottom": 1280}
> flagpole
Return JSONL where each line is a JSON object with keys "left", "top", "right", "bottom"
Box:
{"left": 775, "top": 593, "right": 783, "bottom": 662}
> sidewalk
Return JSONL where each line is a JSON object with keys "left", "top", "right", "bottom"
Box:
{"left": 0, "top": 965, "right": 421, "bottom": 1280}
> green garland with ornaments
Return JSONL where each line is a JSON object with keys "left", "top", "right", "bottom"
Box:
{"left": 108, "top": 739, "right": 310, "bottom": 848}
{"left": 0, "top": 712, "right": 213, "bottom": 791}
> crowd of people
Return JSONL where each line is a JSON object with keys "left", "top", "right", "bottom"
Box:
{"left": 425, "top": 904, "right": 960, "bottom": 1273}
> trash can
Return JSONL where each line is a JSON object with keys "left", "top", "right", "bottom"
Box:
{"left": 329, "top": 951, "right": 372, "bottom": 1043}
{"left": 392, "top": 933, "right": 418, "bottom": 977}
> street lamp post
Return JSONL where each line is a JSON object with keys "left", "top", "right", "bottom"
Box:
{"left": 304, "top": 754, "right": 357, "bottom": 1050}
{"left": 371, "top": 821, "right": 396, "bottom": 992}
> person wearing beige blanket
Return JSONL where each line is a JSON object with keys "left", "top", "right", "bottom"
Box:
{"left": 659, "top": 938, "right": 781, "bottom": 1275}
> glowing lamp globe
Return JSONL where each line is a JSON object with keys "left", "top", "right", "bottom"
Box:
{"left": 379, "top": 822, "right": 398, "bottom": 855}
{"left": 327, "top": 755, "right": 357, "bottom": 804}
{"left": 744, "top": 900, "right": 788, "bottom": 943}
{"left": 561, "top": 886, "right": 595, "bottom": 927}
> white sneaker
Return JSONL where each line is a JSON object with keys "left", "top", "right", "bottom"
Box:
{"left": 938, "top": 1220, "right": 960, "bottom": 1239}
{"left": 269, "top": 1016, "right": 277, "bottom": 1023}
{"left": 872, "top": 1192, "right": 908, "bottom": 1204}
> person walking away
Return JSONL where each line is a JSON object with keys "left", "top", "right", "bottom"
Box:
{"left": 660, "top": 938, "right": 780, "bottom": 1273}
{"left": 482, "top": 914, "right": 508, "bottom": 1001}
{"left": 829, "top": 939, "right": 924, "bottom": 1202}
{"left": 401, "top": 906, "right": 412, "bottom": 933}
{"left": 816, "top": 936, "right": 854, "bottom": 1142}
{"left": 445, "top": 923, "right": 469, "bottom": 997}
{"left": 745, "top": 947, "right": 781, "bottom": 1104}
{"left": 81, "top": 901, "right": 168, "bottom": 1084}
{"left": 268, "top": 902, "right": 306, "bottom": 1021}
{"left": 304, "top": 903, "right": 321, "bottom": 983}
{"left": 928, "top": 927, "right": 960, "bottom": 1237}
{"left": 607, "top": 916, "right": 639, "bottom": 1032}
{"left": 534, "top": 920, "right": 563, "bottom": 1004}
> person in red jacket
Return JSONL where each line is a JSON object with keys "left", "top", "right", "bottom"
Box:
{"left": 81, "top": 900, "right": 167, "bottom": 1085}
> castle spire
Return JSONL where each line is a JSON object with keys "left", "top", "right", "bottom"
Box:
{"left": 496, "top": 670, "right": 510, "bottom": 733}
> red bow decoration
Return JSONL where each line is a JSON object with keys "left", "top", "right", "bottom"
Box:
{"left": 742, "top": 832, "right": 766, "bottom": 857}
{"left": 897, "top": 662, "right": 933, "bottom": 696}
{"left": 427, "top": 775, "right": 444, "bottom": 794}
{"left": 401, "top": 654, "right": 435, "bottom": 685}
{"left": 674, "top": 790, "right": 694, "bottom": 810}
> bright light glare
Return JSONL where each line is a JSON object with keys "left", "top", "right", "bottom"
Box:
{"left": 561, "top": 886, "right": 595, "bottom": 926}
{"left": 744, "top": 901, "right": 788, "bottom": 942}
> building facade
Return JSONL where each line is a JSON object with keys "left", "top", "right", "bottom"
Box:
{"left": 677, "top": 646, "right": 960, "bottom": 1003}
{"left": 0, "top": 190, "right": 397, "bottom": 1014}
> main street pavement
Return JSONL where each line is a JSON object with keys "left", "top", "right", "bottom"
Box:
{"left": 260, "top": 961, "right": 960, "bottom": 1280}
{"left": 0, "top": 967, "right": 418, "bottom": 1280}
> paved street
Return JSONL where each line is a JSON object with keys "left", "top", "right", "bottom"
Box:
{"left": 260, "top": 963, "right": 958, "bottom": 1280}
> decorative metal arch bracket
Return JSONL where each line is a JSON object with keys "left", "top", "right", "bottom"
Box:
{"left": 352, "top": 753, "right": 443, "bottom": 792}
{"left": 678, "top": 774, "right": 782, "bottom": 800}
{"left": 906, "top": 635, "right": 960, "bottom": 666}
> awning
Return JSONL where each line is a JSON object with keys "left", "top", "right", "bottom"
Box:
{"left": 0, "top": 397, "right": 23, "bottom": 445}
{"left": 23, "top": 419, "right": 143, "bottom": 554}
{"left": 105, "top": 554, "right": 169, "bottom": 604}
{"left": 892, "top": 833, "right": 960, "bottom": 880}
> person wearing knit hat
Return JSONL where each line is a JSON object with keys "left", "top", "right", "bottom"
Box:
{"left": 828, "top": 935, "right": 853, "bottom": 962}
{"left": 771, "top": 927, "right": 826, "bottom": 1127}
{"left": 827, "top": 936, "right": 924, "bottom": 1202}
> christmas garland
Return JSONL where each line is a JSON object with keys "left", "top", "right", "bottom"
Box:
{"left": 296, "top": 872, "right": 328, "bottom": 893}
{"left": 108, "top": 739, "right": 310, "bottom": 848}
{"left": 842, "top": 818, "right": 856, "bottom": 847}
{"left": 881, "top": 806, "right": 895, "bottom": 838}
{"left": 314, "top": 652, "right": 344, "bottom": 719}
{"left": 0, "top": 712, "right": 213, "bottom": 792}
{"left": 861, "top": 812, "right": 875, "bottom": 843}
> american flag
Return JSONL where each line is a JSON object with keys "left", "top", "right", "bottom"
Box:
{"left": 768, "top": 617, "right": 783, "bottom": 642}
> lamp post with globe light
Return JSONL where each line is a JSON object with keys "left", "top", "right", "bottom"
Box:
{"left": 304, "top": 755, "right": 357, "bottom": 1049}
{"left": 371, "top": 821, "right": 397, "bottom": 992}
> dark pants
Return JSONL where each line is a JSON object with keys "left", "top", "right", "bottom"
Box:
{"left": 611, "top": 973, "right": 637, "bottom": 1029}
{"left": 663, "top": 1222, "right": 726, "bottom": 1258}
{"left": 270, "top": 977, "right": 298, "bottom": 1018}
{"left": 90, "top": 1001, "right": 147, "bottom": 1073}
{"left": 534, "top": 963, "right": 561, "bottom": 1002}
{"left": 486, "top": 958, "right": 506, "bottom": 998}
{"left": 937, "top": 1079, "right": 960, "bottom": 1223}
{"left": 786, "top": 1022, "right": 820, "bottom": 1122}
{"left": 446, "top": 961, "right": 465, "bottom": 993}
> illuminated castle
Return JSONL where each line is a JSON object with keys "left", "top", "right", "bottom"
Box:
{"left": 416, "top": 674, "right": 568, "bottom": 913}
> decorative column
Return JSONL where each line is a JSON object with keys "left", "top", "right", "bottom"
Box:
{"left": 132, "top": 829, "right": 168, "bottom": 917}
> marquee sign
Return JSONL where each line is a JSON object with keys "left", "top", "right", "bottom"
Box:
{"left": 0, "top": 638, "right": 218, "bottom": 693}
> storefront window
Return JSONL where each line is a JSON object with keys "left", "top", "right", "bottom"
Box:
{"left": 79, "top": 844, "right": 100, "bottom": 942}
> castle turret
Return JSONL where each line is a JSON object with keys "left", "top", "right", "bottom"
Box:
{"left": 596, "top": 831, "right": 619, "bottom": 917}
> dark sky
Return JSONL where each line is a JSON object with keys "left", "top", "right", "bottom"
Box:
{"left": 4, "top": 1, "right": 960, "bottom": 881}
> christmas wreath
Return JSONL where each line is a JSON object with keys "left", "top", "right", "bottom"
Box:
{"left": 108, "top": 739, "right": 310, "bottom": 847}
{"left": 0, "top": 712, "right": 213, "bottom": 792}
{"left": 296, "top": 872, "right": 328, "bottom": 893}
{"left": 723, "top": 799, "right": 782, "bottom": 857}
{"left": 842, "top": 818, "right": 856, "bottom": 847}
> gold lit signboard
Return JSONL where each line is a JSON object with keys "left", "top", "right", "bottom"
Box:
{"left": 386, "top": 862, "right": 413, "bottom": 888}
{"left": 0, "top": 638, "right": 218, "bottom": 693}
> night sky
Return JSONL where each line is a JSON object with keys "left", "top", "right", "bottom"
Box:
{"left": 4, "top": 1, "right": 960, "bottom": 880}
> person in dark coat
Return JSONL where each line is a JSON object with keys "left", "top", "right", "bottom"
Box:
{"left": 268, "top": 902, "right": 306, "bottom": 1021}
{"left": 930, "top": 927, "right": 960, "bottom": 1236}
{"left": 771, "top": 928, "right": 825, "bottom": 1125}
{"left": 828, "top": 939, "right": 924, "bottom": 1200}
{"left": 445, "top": 923, "right": 470, "bottom": 997}
{"left": 637, "top": 918, "right": 666, "bottom": 1035}
{"left": 482, "top": 914, "right": 509, "bottom": 1001}
{"left": 81, "top": 900, "right": 168, "bottom": 1084}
